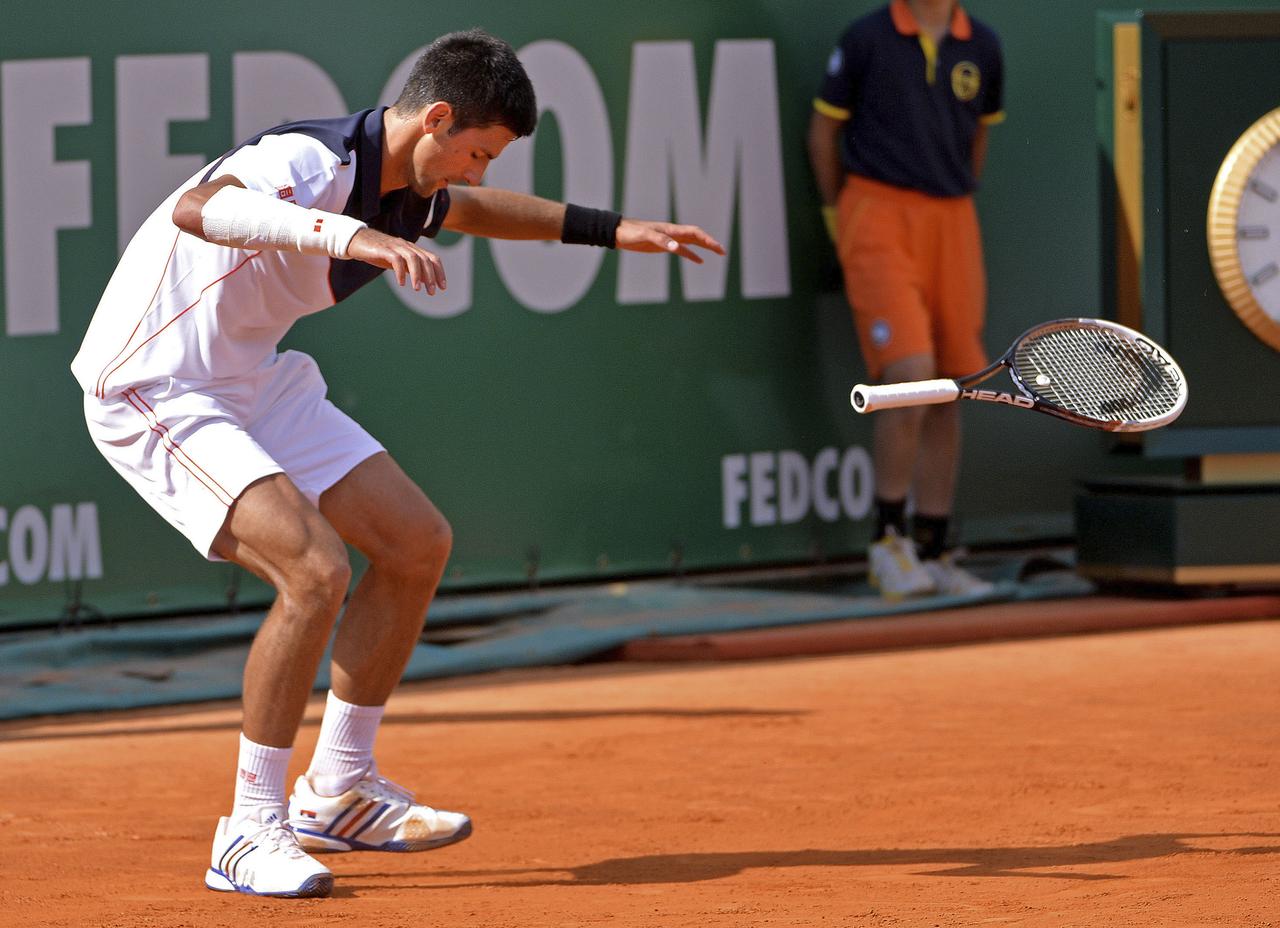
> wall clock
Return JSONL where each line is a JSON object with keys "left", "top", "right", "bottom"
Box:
{"left": 1207, "top": 106, "right": 1280, "bottom": 352}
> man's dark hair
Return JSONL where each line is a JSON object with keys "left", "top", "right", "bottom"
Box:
{"left": 393, "top": 29, "right": 537, "bottom": 138}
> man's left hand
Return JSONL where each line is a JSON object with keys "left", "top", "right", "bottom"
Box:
{"left": 615, "top": 220, "right": 725, "bottom": 264}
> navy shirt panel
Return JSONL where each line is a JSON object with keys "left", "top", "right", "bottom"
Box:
{"left": 818, "top": 6, "right": 1003, "bottom": 197}
{"left": 202, "top": 107, "right": 451, "bottom": 303}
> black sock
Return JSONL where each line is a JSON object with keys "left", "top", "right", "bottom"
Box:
{"left": 874, "top": 497, "right": 908, "bottom": 541}
{"left": 912, "top": 513, "right": 950, "bottom": 561}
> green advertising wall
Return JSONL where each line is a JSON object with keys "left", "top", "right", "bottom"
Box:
{"left": 0, "top": 0, "right": 1271, "bottom": 628}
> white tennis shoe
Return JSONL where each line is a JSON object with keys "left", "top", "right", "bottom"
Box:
{"left": 204, "top": 806, "right": 333, "bottom": 897}
{"left": 868, "top": 527, "right": 936, "bottom": 599}
{"left": 922, "top": 551, "right": 996, "bottom": 597}
{"left": 288, "top": 768, "right": 473, "bottom": 853}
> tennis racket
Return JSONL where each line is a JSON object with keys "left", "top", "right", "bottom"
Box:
{"left": 849, "top": 318, "right": 1188, "bottom": 432}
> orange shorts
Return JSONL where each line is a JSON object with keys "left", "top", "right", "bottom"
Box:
{"left": 836, "top": 175, "right": 987, "bottom": 381}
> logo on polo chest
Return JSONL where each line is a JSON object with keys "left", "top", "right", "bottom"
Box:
{"left": 826, "top": 47, "right": 843, "bottom": 76}
{"left": 951, "top": 61, "right": 981, "bottom": 101}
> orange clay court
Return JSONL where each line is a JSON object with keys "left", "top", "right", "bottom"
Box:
{"left": 2, "top": 617, "right": 1278, "bottom": 928}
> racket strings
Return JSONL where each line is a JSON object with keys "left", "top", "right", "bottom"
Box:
{"left": 1012, "top": 327, "right": 1183, "bottom": 425}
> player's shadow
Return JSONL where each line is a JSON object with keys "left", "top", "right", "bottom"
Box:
{"left": 334, "top": 833, "right": 1280, "bottom": 896}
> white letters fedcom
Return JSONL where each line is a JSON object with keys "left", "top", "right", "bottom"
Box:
{"left": 3, "top": 40, "right": 790, "bottom": 336}
{"left": 721, "top": 447, "right": 873, "bottom": 529}
{"left": 0, "top": 503, "right": 103, "bottom": 586}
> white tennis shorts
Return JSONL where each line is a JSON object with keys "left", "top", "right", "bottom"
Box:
{"left": 83, "top": 350, "right": 384, "bottom": 560}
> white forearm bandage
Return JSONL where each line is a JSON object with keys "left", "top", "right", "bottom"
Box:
{"left": 200, "top": 184, "right": 367, "bottom": 259}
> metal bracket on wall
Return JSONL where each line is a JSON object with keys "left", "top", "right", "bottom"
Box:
{"left": 669, "top": 541, "right": 685, "bottom": 578}
{"left": 57, "top": 580, "right": 108, "bottom": 634}
{"left": 225, "top": 565, "right": 243, "bottom": 616}
{"left": 525, "top": 546, "right": 541, "bottom": 590}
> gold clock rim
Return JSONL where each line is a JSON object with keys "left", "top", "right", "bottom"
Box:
{"left": 1206, "top": 106, "right": 1280, "bottom": 353}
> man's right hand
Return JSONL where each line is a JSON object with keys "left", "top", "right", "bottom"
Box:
{"left": 348, "top": 228, "right": 447, "bottom": 294}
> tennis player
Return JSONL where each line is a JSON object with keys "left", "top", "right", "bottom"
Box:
{"left": 70, "top": 28, "right": 723, "bottom": 898}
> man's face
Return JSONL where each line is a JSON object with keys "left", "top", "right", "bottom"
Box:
{"left": 408, "top": 116, "right": 517, "bottom": 195}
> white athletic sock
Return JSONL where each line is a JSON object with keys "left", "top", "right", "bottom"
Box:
{"left": 232, "top": 733, "right": 292, "bottom": 823}
{"left": 306, "top": 691, "right": 386, "bottom": 797}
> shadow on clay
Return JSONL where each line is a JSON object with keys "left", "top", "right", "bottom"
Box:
{"left": 332, "top": 832, "right": 1280, "bottom": 896}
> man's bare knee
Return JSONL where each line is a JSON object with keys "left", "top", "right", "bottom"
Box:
{"left": 283, "top": 540, "right": 352, "bottom": 610}
{"left": 401, "top": 511, "right": 453, "bottom": 577}
{"left": 878, "top": 403, "right": 929, "bottom": 436}
{"left": 881, "top": 354, "right": 937, "bottom": 384}
{"left": 372, "top": 509, "right": 452, "bottom": 584}
{"left": 419, "top": 513, "right": 454, "bottom": 570}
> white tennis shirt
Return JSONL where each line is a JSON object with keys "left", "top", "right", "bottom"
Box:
{"left": 71, "top": 108, "right": 449, "bottom": 399}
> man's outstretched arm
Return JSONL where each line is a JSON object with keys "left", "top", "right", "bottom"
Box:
{"left": 444, "top": 186, "right": 725, "bottom": 264}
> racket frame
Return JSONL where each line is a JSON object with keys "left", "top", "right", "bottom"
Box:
{"left": 850, "top": 317, "right": 1188, "bottom": 432}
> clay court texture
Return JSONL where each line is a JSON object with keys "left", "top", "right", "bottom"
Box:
{"left": 3, "top": 616, "right": 1279, "bottom": 927}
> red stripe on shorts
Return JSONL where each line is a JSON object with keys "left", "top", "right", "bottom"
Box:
{"left": 123, "top": 389, "right": 236, "bottom": 507}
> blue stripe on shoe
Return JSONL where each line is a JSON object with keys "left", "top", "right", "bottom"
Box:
{"left": 348, "top": 803, "right": 389, "bottom": 841}
{"left": 228, "top": 844, "right": 258, "bottom": 884}
{"left": 324, "top": 799, "right": 362, "bottom": 835}
{"left": 218, "top": 835, "right": 245, "bottom": 872}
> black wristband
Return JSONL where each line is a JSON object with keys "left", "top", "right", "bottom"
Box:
{"left": 561, "top": 203, "right": 622, "bottom": 248}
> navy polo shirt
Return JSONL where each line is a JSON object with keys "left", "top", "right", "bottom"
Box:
{"left": 202, "top": 107, "right": 451, "bottom": 303}
{"left": 815, "top": 0, "right": 1004, "bottom": 197}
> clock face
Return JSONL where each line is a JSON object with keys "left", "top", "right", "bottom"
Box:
{"left": 1234, "top": 146, "right": 1280, "bottom": 316}
{"left": 1207, "top": 108, "right": 1280, "bottom": 352}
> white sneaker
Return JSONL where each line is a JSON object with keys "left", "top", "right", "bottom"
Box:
{"left": 289, "top": 767, "right": 473, "bottom": 853}
{"left": 204, "top": 806, "right": 333, "bottom": 897}
{"left": 922, "top": 551, "right": 996, "bottom": 596}
{"left": 868, "top": 527, "right": 936, "bottom": 599}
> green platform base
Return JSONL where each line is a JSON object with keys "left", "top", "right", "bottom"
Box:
{"left": 1076, "top": 476, "right": 1280, "bottom": 586}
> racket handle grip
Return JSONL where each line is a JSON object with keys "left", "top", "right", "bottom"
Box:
{"left": 850, "top": 379, "right": 960, "bottom": 413}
